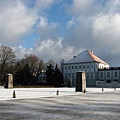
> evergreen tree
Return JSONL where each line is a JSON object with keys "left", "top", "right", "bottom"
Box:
{"left": 15, "top": 64, "right": 33, "bottom": 85}
{"left": 46, "top": 64, "right": 54, "bottom": 85}
{"left": 54, "top": 64, "right": 64, "bottom": 87}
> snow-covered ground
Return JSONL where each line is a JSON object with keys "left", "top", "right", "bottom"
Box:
{"left": 0, "top": 86, "right": 78, "bottom": 100}
{"left": 0, "top": 86, "right": 120, "bottom": 120}
{"left": 0, "top": 86, "right": 120, "bottom": 100}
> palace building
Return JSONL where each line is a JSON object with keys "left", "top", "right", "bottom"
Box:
{"left": 62, "top": 50, "right": 120, "bottom": 87}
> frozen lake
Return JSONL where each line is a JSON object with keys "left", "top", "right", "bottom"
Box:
{"left": 0, "top": 87, "right": 120, "bottom": 120}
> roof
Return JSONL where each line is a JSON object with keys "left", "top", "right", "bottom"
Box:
{"left": 65, "top": 50, "right": 109, "bottom": 65}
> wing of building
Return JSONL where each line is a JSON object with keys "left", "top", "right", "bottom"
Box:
{"left": 62, "top": 50, "right": 109, "bottom": 87}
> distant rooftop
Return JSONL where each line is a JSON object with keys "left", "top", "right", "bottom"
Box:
{"left": 99, "top": 67, "right": 120, "bottom": 71}
{"left": 65, "top": 50, "right": 109, "bottom": 65}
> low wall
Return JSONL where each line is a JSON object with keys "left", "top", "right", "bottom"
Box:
{"left": 96, "top": 81, "right": 120, "bottom": 88}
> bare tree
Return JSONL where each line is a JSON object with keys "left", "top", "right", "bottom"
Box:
{"left": 44, "top": 60, "right": 55, "bottom": 70}
{"left": 0, "top": 45, "right": 16, "bottom": 81}
{"left": 15, "top": 54, "right": 44, "bottom": 85}
{"left": 17, "top": 54, "right": 44, "bottom": 75}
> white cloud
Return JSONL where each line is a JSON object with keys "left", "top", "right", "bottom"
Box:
{"left": 13, "top": 45, "right": 32, "bottom": 59}
{"left": 63, "top": 0, "right": 120, "bottom": 66}
{"left": 34, "top": 0, "right": 56, "bottom": 12}
{"left": 0, "top": 0, "right": 38, "bottom": 45}
{"left": 37, "top": 17, "right": 59, "bottom": 40}
{"left": 1, "top": 0, "right": 120, "bottom": 66}
{"left": 92, "top": 14, "right": 120, "bottom": 44}
{"left": 91, "top": 13, "right": 120, "bottom": 66}
{"left": 13, "top": 40, "right": 85, "bottom": 65}
{"left": 32, "top": 38, "right": 78, "bottom": 63}
{"left": 67, "top": 17, "right": 75, "bottom": 28}
{"left": 13, "top": 38, "right": 78, "bottom": 63}
{"left": 67, "top": 0, "right": 95, "bottom": 16}
{"left": 39, "top": 17, "right": 48, "bottom": 27}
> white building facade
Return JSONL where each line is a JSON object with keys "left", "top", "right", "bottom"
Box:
{"left": 97, "top": 67, "right": 120, "bottom": 88}
{"left": 62, "top": 50, "right": 109, "bottom": 87}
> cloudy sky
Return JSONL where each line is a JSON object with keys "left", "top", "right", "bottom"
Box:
{"left": 0, "top": 0, "right": 120, "bottom": 66}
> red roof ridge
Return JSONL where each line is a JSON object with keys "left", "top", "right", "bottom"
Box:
{"left": 88, "top": 50, "right": 108, "bottom": 64}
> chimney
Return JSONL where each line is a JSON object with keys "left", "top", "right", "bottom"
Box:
{"left": 91, "top": 51, "right": 93, "bottom": 54}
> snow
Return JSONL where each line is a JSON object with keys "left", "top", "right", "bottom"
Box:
{"left": 0, "top": 86, "right": 120, "bottom": 120}
{"left": 0, "top": 86, "right": 119, "bottom": 100}
{"left": 0, "top": 87, "right": 116, "bottom": 100}
{"left": 0, "top": 87, "right": 77, "bottom": 100}
{"left": 66, "top": 50, "right": 93, "bottom": 63}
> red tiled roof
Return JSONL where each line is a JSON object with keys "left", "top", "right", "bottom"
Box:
{"left": 66, "top": 50, "right": 109, "bottom": 65}
{"left": 88, "top": 51, "right": 108, "bottom": 64}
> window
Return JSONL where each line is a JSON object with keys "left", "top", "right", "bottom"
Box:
{"left": 65, "top": 73, "right": 67, "bottom": 78}
{"left": 96, "top": 65, "right": 98, "bottom": 68}
{"left": 107, "top": 72, "right": 110, "bottom": 78}
{"left": 68, "top": 66, "right": 70, "bottom": 69}
{"left": 100, "top": 72, "right": 103, "bottom": 78}
{"left": 114, "top": 71, "right": 117, "bottom": 77}
{"left": 79, "top": 65, "right": 81, "bottom": 69}
{"left": 76, "top": 66, "right": 77, "bottom": 69}
{"left": 114, "top": 80, "right": 118, "bottom": 82}
{"left": 87, "top": 65, "right": 89, "bottom": 68}
{"left": 65, "top": 66, "right": 67, "bottom": 70}
{"left": 68, "top": 73, "right": 70, "bottom": 77}
{"left": 91, "top": 72, "right": 93, "bottom": 78}
{"left": 87, "top": 72, "right": 89, "bottom": 78}
{"left": 107, "top": 80, "right": 111, "bottom": 83}
{"left": 72, "top": 66, "right": 74, "bottom": 69}
{"left": 83, "top": 65, "right": 85, "bottom": 69}
{"left": 91, "top": 64, "right": 93, "bottom": 68}
{"left": 72, "top": 73, "right": 74, "bottom": 78}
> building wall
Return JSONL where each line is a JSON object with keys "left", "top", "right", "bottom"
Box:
{"left": 63, "top": 62, "right": 109, "bottom": 87}
{"left": 97, "top": 68, "right": 120, "bottom": 87}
